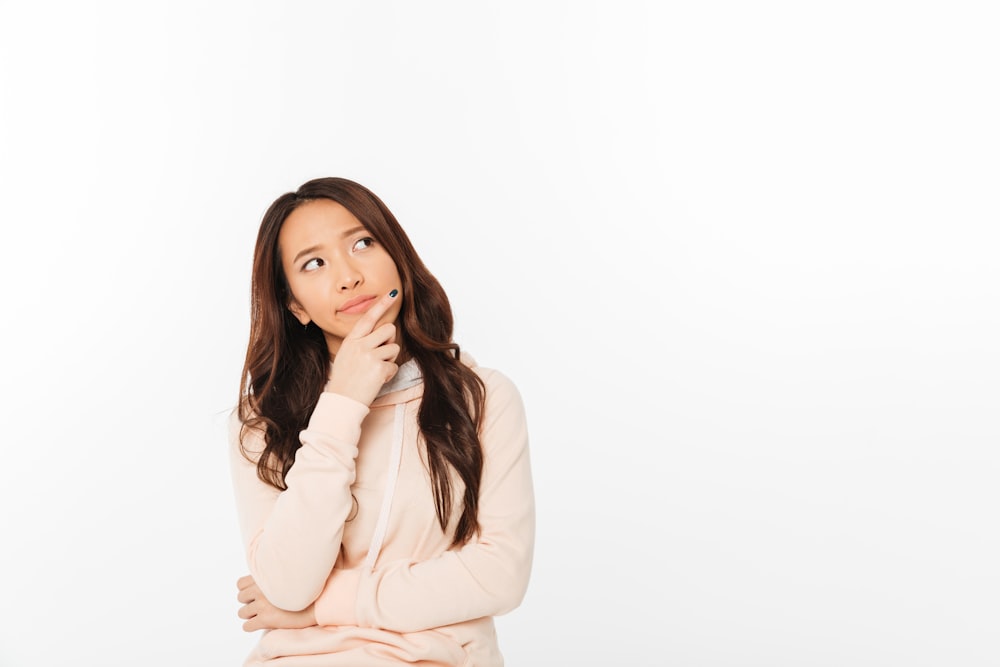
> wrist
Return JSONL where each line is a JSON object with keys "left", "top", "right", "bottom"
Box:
{"left": 324, "top": 380, "right": 369, "bottom": 405}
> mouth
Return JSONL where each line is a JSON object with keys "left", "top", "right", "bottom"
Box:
{"left": 338, "top": 294, "right": 377, "bottom": 314}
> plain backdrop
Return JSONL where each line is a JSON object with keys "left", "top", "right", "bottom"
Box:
{"left": 1, "top": 2, "right": 998, "bottom": 666}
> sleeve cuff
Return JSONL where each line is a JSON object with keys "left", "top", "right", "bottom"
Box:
{"left": 314, "top": 568, "right": 363, "bottom": 627}
{"left": 305, "top": 392, "right": 370, "bottom": 442}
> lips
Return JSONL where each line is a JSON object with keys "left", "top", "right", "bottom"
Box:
{"left": 338, "top": 294, "right": 377, "bottom": 314}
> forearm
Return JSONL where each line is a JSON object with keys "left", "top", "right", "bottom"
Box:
{"left": 316, "top": 521, "right": 534, "bottom": 632}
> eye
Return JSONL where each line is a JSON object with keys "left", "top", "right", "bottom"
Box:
{"left": 302, "top": 257, "right": 325, "bottom": 271}
{"left": 352, "top": 237, "right": 375, "bottom": 252}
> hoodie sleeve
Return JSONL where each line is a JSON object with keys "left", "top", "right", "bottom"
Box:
{"left": 229, "top": 392, "right": 371, "bottom": 611}
{"left": 312, "top": 368, "right": 535, "bottom": 632}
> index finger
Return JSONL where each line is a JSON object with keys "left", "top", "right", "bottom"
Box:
{"left": 237, "top": 575, "right": 255, "bottom": 590}
{"left": 347, "top": 289, "right": 400, "bottom": 339}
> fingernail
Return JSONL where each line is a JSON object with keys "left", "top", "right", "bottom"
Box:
{"left": 389, "top": 289, "right": 398, "bottom": 298}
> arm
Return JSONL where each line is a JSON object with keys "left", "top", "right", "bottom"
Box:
{"left": 229, "top": 393, "right": 370, "bottom": 611}
{"left": 229, "top": 290, "right": 402, "bottom": 612}
{"left": 313, "top": 369, "right": 535, "bottom": 632}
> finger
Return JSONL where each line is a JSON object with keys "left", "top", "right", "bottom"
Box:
{"left": 383, "top": 363, "right": 399, "bottom": 384}
{"left": 243, "top": 618, "right": 260, "bottom": 633}
{"left": 366, "top": 322, "right": 397, "bottom": 348}
{"left": 347, "top": 289, "right": 399, "bottom": 339}
{"left": 238, "top": 604, "right": 256, "bottom": 620}
{"left": 237, "top": 575, "right": 255, "bottom": 590}
{"left": 237, "top": 587, "right": 257, "bottom": 604}
{"left": 375, "top": 342, "right": 401, "bottom": 362}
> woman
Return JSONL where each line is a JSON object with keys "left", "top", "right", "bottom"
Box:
{"left": 230, "top": 177, "right": 534, "bottom": 666}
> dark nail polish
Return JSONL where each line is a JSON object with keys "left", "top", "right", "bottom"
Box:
{"left": 389, "top": 289, "right": 398, "bottom": 298}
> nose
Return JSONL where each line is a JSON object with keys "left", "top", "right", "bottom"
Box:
{"left": 337, "top": 262, "right": 362, "bottom": 291}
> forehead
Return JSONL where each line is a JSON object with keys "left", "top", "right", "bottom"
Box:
{"left": 279, "top": 199, "right": 365, "bottom": 247}
{"left": 278, "top": 199, "right": 364, "bottom": 243}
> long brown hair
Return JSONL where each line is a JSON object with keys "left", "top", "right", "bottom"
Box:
{"left": 237, "top": 177, "right": 486, "bottom": 546}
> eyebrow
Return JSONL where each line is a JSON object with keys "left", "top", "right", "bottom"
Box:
{"left": 292, "top": 245, "right": 322, "bottom": 263}
{"left": 291, "top": 226, "right": 369, "bottom": 263}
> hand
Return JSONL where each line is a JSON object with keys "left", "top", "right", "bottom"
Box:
{"left": 236, "top": 575, "right": 317, "bottom": 632}
{"left": 326, "top": 289, "right": 402, "bottom": 406}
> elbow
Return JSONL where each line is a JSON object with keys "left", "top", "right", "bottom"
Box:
{"left": 257, "top": 578, "right": 322, "bottom": 612}
{"left": 493, "top": 549, "right": 533, "bottom": 614}
{"left": 484, "top": 521, "right": 534, "bottom": 614}
{"left": 268, "top": 587, "right": 316, "bottom": 612}
{"left": 248, "top": 542, "right": 325, "bottom": 612}
{"left": 505, "top": 571, "right": 532, "bottom": 612}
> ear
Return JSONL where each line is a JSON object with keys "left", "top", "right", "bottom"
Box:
{"left": 287, "top": 299, "right": 311, "bottom": 326}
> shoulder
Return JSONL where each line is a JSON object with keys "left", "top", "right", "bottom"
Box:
{"left": 461, "top": 352, "right": 521, "bottom": 400}
{"left": 464, "top": 364, "right": 530, "bottom": 462}
{"left": 472, "top": 365, "right": 519, "bottom": 396}
{"left": 459, "top": 350, "right": 524, "bottom": 400}
{"left": 468, "top": 364, "right": 527, "bottom": 425}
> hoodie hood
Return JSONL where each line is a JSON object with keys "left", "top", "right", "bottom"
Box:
{"left": 374, "top": 358, "right": 424, "bottom": 400}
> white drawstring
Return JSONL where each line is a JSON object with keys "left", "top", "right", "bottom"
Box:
{"left": 363, "top": 403, "right": 406, "bottom": 571}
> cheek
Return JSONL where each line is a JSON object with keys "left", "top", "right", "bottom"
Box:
{"left": 288, "top": 282, "right": 324, "bottom": 317}
{"left": 379, "top": 301, "right": 404, "bottom": 331}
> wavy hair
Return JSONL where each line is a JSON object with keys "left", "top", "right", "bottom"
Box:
{"left": 237, "top": 177, "right": 486, "bottom": 546}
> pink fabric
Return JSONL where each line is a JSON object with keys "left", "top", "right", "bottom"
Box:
{"left": 230, "top": 361, "right": 534, "bottom": 666}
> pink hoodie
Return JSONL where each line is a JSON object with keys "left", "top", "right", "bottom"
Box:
{"left": 230, "top": 358, "right": 535, "bottom": 666}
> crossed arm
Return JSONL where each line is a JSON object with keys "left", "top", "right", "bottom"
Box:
{"left": 231, "top": 367, "right": 534, "bottom": 633}
{"left": 231, "top": 293, "right": 534, "bottom": 633}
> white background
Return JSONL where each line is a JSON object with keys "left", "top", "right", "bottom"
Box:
{"left": 1, "top": 2, "right": 998, "bottom": 666}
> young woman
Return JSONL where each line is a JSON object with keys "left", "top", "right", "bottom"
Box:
{"left": 230, "top": 177, "right": 534, "bottom": 666}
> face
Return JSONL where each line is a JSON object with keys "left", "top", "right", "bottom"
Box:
{"left": 278, "top": 199, "right": 403, "bottom": 356}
